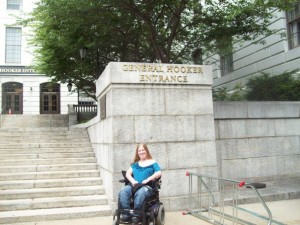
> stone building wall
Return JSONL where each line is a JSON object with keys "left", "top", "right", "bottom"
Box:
{"left": 214, "top": 101, "right": 300, "bottom": 181}
{"left": 86, "top": 62, "right": 218, "bottom": 211}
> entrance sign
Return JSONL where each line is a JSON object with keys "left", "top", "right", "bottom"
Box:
{"left": 96, "top": 62, "right": 212, "bottom": 98}
{"left": 0, "top": 66, "right": 36, "bottom": 74}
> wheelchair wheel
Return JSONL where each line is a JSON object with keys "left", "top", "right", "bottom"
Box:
{"left": 148, "top": 212, "right": 156, "bottom": 225}
{"left": 156, "top": 204, "right": 165, "bottom": 225}
{"left": 112, "top": 211, "right": 119, "bottom": 225}
{"left": 112, "top": 218, "right": 119, "bottom": 225}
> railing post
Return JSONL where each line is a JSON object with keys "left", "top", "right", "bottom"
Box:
{"left": 68, "top": 104, "right": 78, "bottom": 127}
{"left": 0, "top": 104, "right": 6, "bottom": 128}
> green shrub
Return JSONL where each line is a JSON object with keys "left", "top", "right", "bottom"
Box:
{"left": 213, "top": 70, "right": 300, "bottom": 101}
{"left": 246, "top": 70, "right": 300, "bottom": 101}
{"left": 213, "top": 87, "right": 229, "bottom": 101}
{"left": 213, "top": 83, "right": 247, "bottom": 101}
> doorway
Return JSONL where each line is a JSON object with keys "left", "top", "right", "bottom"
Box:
{"left": 2, "top": 82, "right": 23, "bottom": 114}
{"left": 40, "top": 83, "right": 60, "bottom": 114}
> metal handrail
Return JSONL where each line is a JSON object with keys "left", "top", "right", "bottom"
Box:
{"left": 1, "top": 104, "right": 6, "bottom": 114}
{"left": 0, "top": 104, "right": 6, "bottom": 128}
{"left": 185, "top": 171, "right": 273, "bottom": 225}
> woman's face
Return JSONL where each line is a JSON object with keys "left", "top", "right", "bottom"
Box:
{"left": 137, "top": 145, "right": 147, "bottom": 160}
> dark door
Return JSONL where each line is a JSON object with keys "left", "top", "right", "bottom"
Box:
{"left": 41, "top": 92, "right": 59, "bottom": 114}
{"left": 40, "top": 83, "right": 60, "bottom": 114}
{"left": 2, "top": 82, "right": 23, "bottom": 114}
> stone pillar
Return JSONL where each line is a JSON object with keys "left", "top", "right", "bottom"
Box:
{"left": 91, "top": 62, "right": 218, "bottom": 210}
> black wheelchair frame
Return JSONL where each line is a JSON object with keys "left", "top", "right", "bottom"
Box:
{"left": 112, "top": 171, "right": 165, "bottom": 225}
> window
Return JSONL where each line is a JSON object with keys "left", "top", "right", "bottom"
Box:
{"left": 287, "top": 1, "right": 300, "bottom": 49}
{"left": 5, "top": 27, "right": 22, "bottom": 63}
{"left": 7, "top": 0, "right": 21, "bottom": 10}
{"left": 220, "top": 54, "right": 233, "bottom": 76}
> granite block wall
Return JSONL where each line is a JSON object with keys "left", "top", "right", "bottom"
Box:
{"left": 214, "top": 101, "right": 300, "bottom": 181}
{"left": 87, "top": 62, "right": 218, "bottom": 211}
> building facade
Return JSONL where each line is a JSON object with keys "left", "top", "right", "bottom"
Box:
{"left": 211, "top": 3, "right": 300, "bottom": 91}
{"left": 0, "top": 0, "right": 77, "bottom": 115}
{"left": 2, "top": 1, "right": 299, "bottom": 114}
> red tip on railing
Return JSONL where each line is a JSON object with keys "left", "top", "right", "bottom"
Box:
{"left": 239, "top": 181, "right": 245, "bottom": 187}
{"left": 186, "top": 170, "right": 189, "bottom": 176}
{"left": 182, "top": 209, "right": 191, "bottom": 215}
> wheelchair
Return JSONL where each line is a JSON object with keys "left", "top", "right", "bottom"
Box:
{"left": 112, "top": 171, "right": 165, "bottom": 225}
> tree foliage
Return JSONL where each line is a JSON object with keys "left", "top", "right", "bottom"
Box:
{"left": 20, "top": 0, "right": 298, "bottom": 98}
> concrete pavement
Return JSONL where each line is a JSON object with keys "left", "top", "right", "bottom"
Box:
{"left": 6, "top": 199, "right": 300, "bottom": 225}
{"left": 4, "top": 212, "right": 206, "bottom": 225}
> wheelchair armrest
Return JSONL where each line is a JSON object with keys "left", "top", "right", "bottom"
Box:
{"left": 148, "top": 178, "right": 162, "bottom": 189}
{"left": 120, "top": 170, "right": 130, "bottom": 185}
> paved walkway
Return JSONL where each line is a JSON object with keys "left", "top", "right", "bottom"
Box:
{"left": 6, "top": 175, "right": 300, "bottom": 225}
{"left": 7, "top": 199, "right": 300, "bottom": 225}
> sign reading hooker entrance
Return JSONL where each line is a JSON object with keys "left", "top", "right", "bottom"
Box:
{"left": 122, "top": 63, "right": 203, "bottom": 83}
{"left": 0, "top": 66, "right": 36, "bottom": 74}
{"left": 96, "top": 62, "right": 212, "bottom": 98}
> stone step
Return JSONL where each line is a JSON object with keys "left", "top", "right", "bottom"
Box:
{"left": 0, "top": 132, "right": 89, "bottom": 137}
{"left": 0, "top": 131, "right": 88, "bottom": 137}
{"left": 0, "top": 205, "right": 111, "bottom": 224}
{"left": 0, "top": 163, "right": 98, "bottom": 173}
{"left": 0, "top": 170, "right": 99, "bottom": 181}
{"left": 0, "top": 195, "right": 107, "bottom": 211}
{"left": 0, "top": 152, "right": 95, "bottom": 159}
{"left": 0, "top": 127, "right": 70, "bottom": 132}
{"left": 0, "top": 177, "right": 102, "bottom": 190}
{"left": 0, "top": 129, "right": 88, "bottom": 134}
{"left": 0, "top": 157, "right": 96, "bottom": 167}
{"left": 0, "top": 126, "right": 84, "bottom": 131}
{"left": 0, "top": 147, "right": 93, "bottom": 153}
{"left": 0, "top": 143, "right": 92, "bottom": 149}
{"left": 1, "top": 115, "right": 69, "bottom": 128}
{"left": 0, "top": 140, "right": 90, "bottom": 144}
{"left": 2, "top": 124, "right": 69, "bottom": 128}
{"left": 0, "top": 185, "right": 105, "bottom": 200}
{"left": 0, "top": 134, "right": 88, "bottom": 142}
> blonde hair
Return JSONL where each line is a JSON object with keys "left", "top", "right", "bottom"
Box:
{"left": 133, "top": 143, "right": 153, "bottom": 163}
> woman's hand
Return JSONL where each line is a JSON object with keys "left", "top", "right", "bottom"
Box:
{"left": 142, "top": 171, "right": 161, "bottom": 184}
{"left": 141, "top": 178, "right": 150, "bottom": 184}
{"left": 131, "top": 180, "right": 139, "bottom": 186}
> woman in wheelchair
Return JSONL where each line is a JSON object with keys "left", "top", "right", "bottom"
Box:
{"left": 116, "top": 143, "right": 163, "bottom": 225}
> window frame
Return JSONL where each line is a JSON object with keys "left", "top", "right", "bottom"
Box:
{"left": 5, "top": 27, "right": 22, "bottom": 64}
{"left": 286, "top": 1, "right": 300, "bottom": 49}
{"left": 220, "top": 53, "right": 234, "bottom": 77}
{"left": 7, "top": 0, "right": 21, "bottom": 10}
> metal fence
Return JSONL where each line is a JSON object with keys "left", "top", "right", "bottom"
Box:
{"left": 184, "top": 171, "right": 273, "bottom": 225}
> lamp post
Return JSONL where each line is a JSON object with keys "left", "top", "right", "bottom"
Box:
{"left": 79, "top": 47, "right": 87, "bottom": 61}
{"left": 78, "top": 47, "right": 87, "bottom": 105}
{"left": 67, "top": 80, "right": 72, "bottom": 92}
{"left": 67, "top": 80, "right": 78, "bottom": 104}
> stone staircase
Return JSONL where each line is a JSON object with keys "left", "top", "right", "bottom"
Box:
{"left": 0, "top": 115, "right": 111, "bottom": 224}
